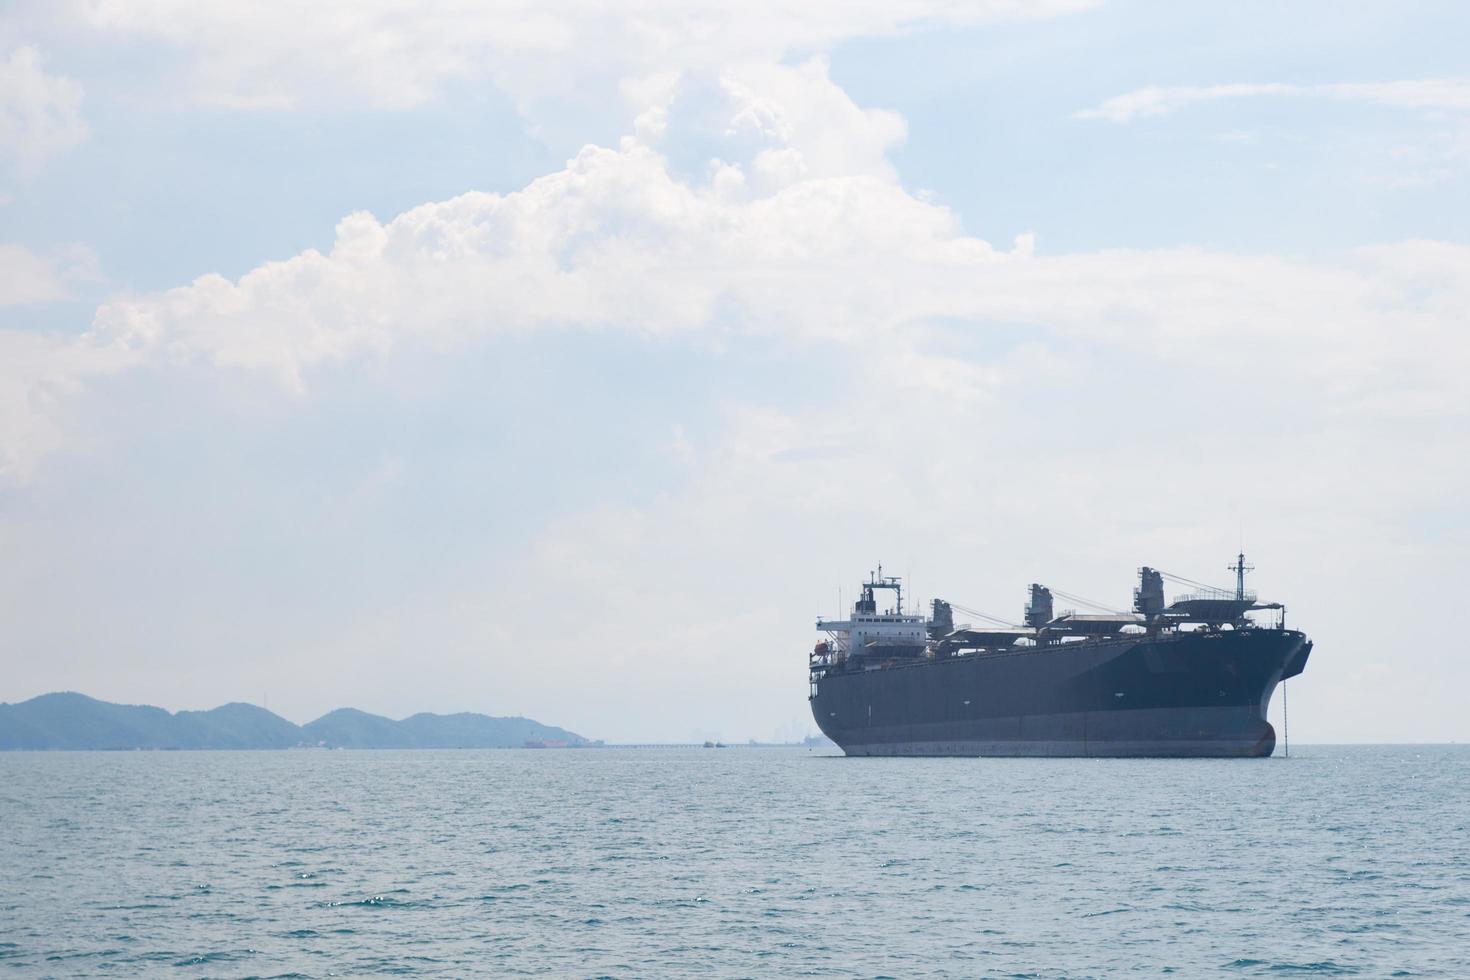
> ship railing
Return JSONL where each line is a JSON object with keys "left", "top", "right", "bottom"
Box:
{"left": 1174, "top": 588, "right": 1256, "bottom": 603}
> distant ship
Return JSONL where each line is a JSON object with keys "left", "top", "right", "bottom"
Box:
{"left": 808, "top": 555, "right": 1311, "bottom": 757}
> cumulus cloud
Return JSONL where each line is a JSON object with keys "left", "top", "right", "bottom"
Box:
{"left": 1078, "top": 77, "right": 1470, "bottom": 122}
{"left": 67, "top": 0, "right": 1097, "bottom": 111}
{"left": 3, "top": 54, "right": 1468, "bottom": 739}
{"left": 82, "top": 59, "right": 973, "bottom": 389}
{"left": 5, "top": 59, "right": 1467, "bottom": 481}
{"left": 0, "top": 45, "right": 87, "bottom": 175}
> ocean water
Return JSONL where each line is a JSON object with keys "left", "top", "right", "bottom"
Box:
{"left": 2, "top": 746, "right": 1468, "bottom": 977}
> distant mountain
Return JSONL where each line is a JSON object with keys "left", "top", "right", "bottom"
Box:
{"left": 0, "top": 692, "right": 589, "bottom": 750}
{"left": 176, "top": 702, "right": 304, "bottom": 749}
{"left": 302, "top": 707, "right": 583, "bottom": 749}
{"left": 301, "top": 707, "right": 405, "bottom": 748}
{"left": 0, "top": 692, "right": 186, "bottom": 750}
{"left": 398, "top": 711, "right": 581, "bottom": 749}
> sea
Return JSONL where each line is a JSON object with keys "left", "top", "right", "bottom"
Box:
{"left": 2, "top": 745, "right": 1468, "bottom": 977}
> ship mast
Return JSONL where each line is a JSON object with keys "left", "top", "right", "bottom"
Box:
{"left": 1229, "top": 551, "right": 1255, "bottom": 602}
{"left": 869, "top": 563, "right": 903, "bottom": 614}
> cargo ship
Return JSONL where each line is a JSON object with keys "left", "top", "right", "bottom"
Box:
{"left": 808, "top": 555, "right": 1310, "bottom": 757}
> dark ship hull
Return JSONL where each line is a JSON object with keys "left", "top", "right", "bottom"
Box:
{"left": 810, "top": 628, "right": 1311, "bottom": 758}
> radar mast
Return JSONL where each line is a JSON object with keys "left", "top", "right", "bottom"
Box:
{"left": 1229, "top": 552, "right": 1255, "bottom": 603}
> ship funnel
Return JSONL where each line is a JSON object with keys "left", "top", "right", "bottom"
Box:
{"left": 1024, "top": 584, "right": 1053, "bottom": 628}
{"left": 1134, "top": 567, "right": 1165, "bottom": 618}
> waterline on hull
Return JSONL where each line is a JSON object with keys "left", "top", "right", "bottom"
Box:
{"left": 821, "top": 706, "right": 1279, "bottom": 758}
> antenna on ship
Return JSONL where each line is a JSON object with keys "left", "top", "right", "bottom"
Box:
{"left": 1229, "top": 552, "right": 1254, "bottom": 602}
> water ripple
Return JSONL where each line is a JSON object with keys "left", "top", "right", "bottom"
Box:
{"left": 1, "top": 745, "right": 1469, "bottom": 975}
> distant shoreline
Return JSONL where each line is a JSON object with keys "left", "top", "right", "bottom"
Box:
{"left": 1, "top": 740, "right": 837, "bottom": 752}
{"left": 0, "top": 692, "right": 592, "bottom": 751}
{"left": 6, "top": 737, "right": 1453, "bottom": 753}
{"left": 0, "top": 742, "right": 834, "bottom": 752}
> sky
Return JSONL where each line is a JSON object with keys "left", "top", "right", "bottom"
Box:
{"left": 1, "top": 0, "right": 1467, "bottom": 743}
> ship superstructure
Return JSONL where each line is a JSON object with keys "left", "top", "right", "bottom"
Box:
{"left": 813, "top": 567, "right": 928, "bottom": 664}
{"left": 809, "top": 555, "right": 1311, "bottom": 757}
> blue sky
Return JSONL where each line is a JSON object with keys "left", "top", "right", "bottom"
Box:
{"left": 1, "top": 1, "right": 1467, "bottom": 741}
{"left": 840, "top": 1, "right": 1470, "bottom": 252}
{"left": 7, "top": 0, "right": 1467, "bottom": 307}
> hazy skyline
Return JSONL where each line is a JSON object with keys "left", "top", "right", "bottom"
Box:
{"left": 2, "top": 1, "right": 1467, "bottom": 742}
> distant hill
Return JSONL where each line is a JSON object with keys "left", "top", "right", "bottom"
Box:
{"left": 176, "top": 702, "right": 304, "bottom": 749}
{"left": 0, "top": 693, "right": 184, "bottom": 750}
{"left": 0, "top": 692, "right": 589, "bottom": 750}
{"left": 301, "top": 707, "right": 405, "bottom": 749}
{"left": 303, "top": 708, "right": 583, "bottom": 749}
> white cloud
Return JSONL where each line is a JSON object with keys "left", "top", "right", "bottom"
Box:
{"left": 1078, "top": 77, "right": 1470, "bottom": 123}
{"left": 0, "top": 45, "right": 87, "bottom": 175}
{"left": 720, "top": 58, "right": 907, "bottom": 187}
{"left": 0, "top": 241, "right": 97, "bottom": 306}
{"left": 0, "top": 243, "right": 68, "bottom": 306}
{"left": 1078, "top": 83, "right": 1293, "bottom": 123}
{"left": 68, "top": 0, "right": 1098, "bottom": 111}
{"left": 0, "top": 240, "right": 107, "bottom": 480}
{"left": 1328, "top": 78, "right": 1470, "bottom": 112}
{"left": 0, "top": 329, "right": 139, "bottom": 482}
{"left": 2, "top": 55, "right": 1468, "bottom": 739}
{"left": 80, "top": 59, "right": 965, "bottom": 391}
{"left": 4, "top": 60, "right": 1466, "bottom": 480}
